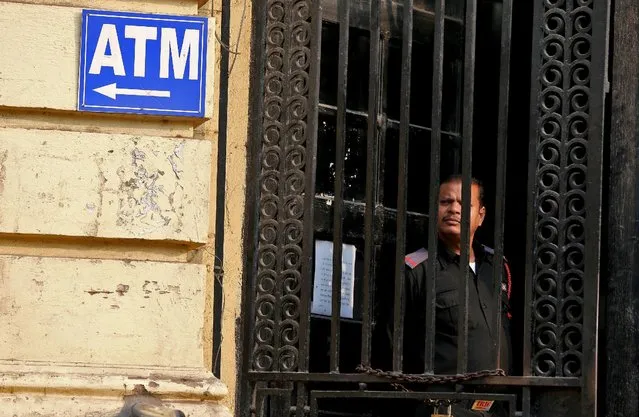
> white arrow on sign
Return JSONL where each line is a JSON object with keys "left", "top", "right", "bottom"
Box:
{"left": 93, "top": 83, "right": 171, "bottom": 100}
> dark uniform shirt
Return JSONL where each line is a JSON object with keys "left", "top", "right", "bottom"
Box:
{"left": 402, "top": 241, "right": 512, "bottom": 375}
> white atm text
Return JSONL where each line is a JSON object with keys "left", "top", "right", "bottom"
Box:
{"left": 88, "top": 24, "right": 200, "bottom": 80}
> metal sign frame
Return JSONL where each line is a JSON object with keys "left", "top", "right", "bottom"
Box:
{"left": 77, "top": 9, "right": 208, "bottom": 117}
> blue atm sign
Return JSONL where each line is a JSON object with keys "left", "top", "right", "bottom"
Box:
{"left": 78, "top": 9, "right": 208, "bottom": 117}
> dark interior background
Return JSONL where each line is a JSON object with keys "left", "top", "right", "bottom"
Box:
{"left": 307, "top": 0, "right": 534, "bottom": 383}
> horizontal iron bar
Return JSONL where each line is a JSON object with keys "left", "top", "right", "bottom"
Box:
{"left": 310, "top": 390, "right": 516, "bottom": 402}
{"left": 318, "top": 103, "right": 461, "bottom": 138}
{"left": 314, "top": 194, "right": 428, "bottom": 219}
{"left": 322, "top": 0, "right": 464, "bottom": 29}
{"left": 246, "top": 372, "right": 581, "bottom": 387}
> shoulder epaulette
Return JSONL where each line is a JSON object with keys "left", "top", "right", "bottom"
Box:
{"left": 481, "top": 244, "right": 495, "bottom": 255}
{"left": 405, "top": 248, "right": 428, "bottom": 269}
{"left": 481, "top": 244, "right": 510, "bottom": 264}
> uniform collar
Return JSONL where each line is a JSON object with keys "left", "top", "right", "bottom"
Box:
{"left": 437, "top": 239, "right": 488, "bottom": 264}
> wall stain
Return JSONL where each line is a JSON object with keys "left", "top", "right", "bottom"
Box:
{"left": 116, "top": 284, "right": 129, "bottom": 296}
{"left": 167, "top": 285, "right": 181, "bottom": 295}
{"left": 167, "top": 141, "right": 185, "bottom": 179}
{"left": 116, "top": 147, "right": 179, "bottom": 232}
{"left": 142, "top": 280, "right": 180, "bottom": 296}
{"left": 86, "top": 289, "right": 114, "bottom": 296}
{"left": 0, "top": 150, "right": 7, "bottom": 198}
{"left": 168, "top": 183, "right": 185, "bottom": 234}
{"left": 147, "top": 373, "right": 205, "bottom": 388}
{"left": 92, "top": 156, "right": 107, "bottom": 237}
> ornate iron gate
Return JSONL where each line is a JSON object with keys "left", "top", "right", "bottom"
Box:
{"left": 240, "top": 1, "right": 610, "bottom": 416}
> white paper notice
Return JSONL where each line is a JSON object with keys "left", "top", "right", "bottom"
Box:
{"left": 311, "top": 240, "right": 356, "bottom": 319}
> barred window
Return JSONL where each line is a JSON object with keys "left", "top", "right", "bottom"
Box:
{"left": 307, "top": 0, "right": 524, "bottom": 375}
{"left": 245, "top": 0, "right": 606, "bottom": 415}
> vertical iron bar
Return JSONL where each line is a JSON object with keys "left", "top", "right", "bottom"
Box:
{"left": 457, "top": 0, "right": 477, "bottom": 375}
{"left": 330, "top": 0, "right": 350, "bottom": 372}
{"left": 606, "top": 1, "right": 637, "bottom": 416}
{"left": 492, "top": 0, "right": 513, "bottom": 370}
{"left": 582, "top": 0, "right": 610, "bottom": 415}
{"left": 239, "top": 0, "right": 267, "bottom": 414}
{"left": 425, "top": 0, "right": 445, "bottom": 374}
{"left": 523, "top": 0, "right": 545, "bottom": 378}
{"left": 255, "top": 386, "right": 267, "bottom": 417}
{"left": 376, "top": 31, "right": 390, "bottom": 368}
{"left": 392, "top": 0, "right": 413, "bottom": 372}
{"left": 274, "top": 0, "right": 296, "bottom": 370}
{"left": 555, "top": 0, "right": 573, "bottom": 379}
{"left": 299, "top": 0, "right": 323, "bottom": 373}
{"left": 212, "top": 0, "right": 231, "bottom": 379}
{"left": 378, "top": 29, "right": 391, "bottom": 208}
{"left": 508, "top": 396, "right": 517, "bottom": 417}
{"left": 295, "top": 382, "right": 307, "bottom": 417}
{"left": 361, "top": 0, "right": 381, "bottom": 367}
{"left": 522, "top": 387, "right": 531, "bottom": 417}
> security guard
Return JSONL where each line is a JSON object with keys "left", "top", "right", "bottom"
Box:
{"left": 402, "top": 175, "right": 512, "bottom": 416}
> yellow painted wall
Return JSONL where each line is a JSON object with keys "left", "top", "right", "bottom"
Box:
{"left": 0, "top": 0, "right": 252, "bottom": 415}
{"left": 210, "top": 0, "right": 251, "bottom": 411}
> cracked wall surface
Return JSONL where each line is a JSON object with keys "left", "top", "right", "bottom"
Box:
{"left": 0, "top": 128, "right": 210, "bottom": 242}
{"left": 0, "top": 255, "right": 206, "bottom": 367}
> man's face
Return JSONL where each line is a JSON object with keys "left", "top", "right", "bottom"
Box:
{"left": 437, "top": 180, "right": 486, "bottom": 243}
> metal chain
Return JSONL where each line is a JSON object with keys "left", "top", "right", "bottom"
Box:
{"left": 356, "top": 364, "right": 505, "bottom": 384}
{"left": 390, "top": 382, "right": 462, "bottom": 408}
{"left": 360, "top": 365, "right": 506, "bottom": 408}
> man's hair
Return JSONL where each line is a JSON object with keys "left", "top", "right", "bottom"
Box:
{"left": 440, "top": 174, "right": 485, "bottom": 207}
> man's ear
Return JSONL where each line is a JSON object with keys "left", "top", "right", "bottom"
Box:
{"left": 478, "top": 206, "right": 486, "bottom": 226}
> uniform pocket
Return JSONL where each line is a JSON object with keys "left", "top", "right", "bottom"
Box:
{"left": 435, "top": 289, "right": 458, "bottom": 333}
{"left": 437, "top": 289, "right": 459, "bottom": 308}
{"left": 436, "top": 288, "right": 479, "bottom": 331}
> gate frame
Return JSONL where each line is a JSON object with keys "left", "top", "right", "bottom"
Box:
{"left": 605, "top": 0, "right": 639, "bottom": 415}
{"left": 237, "top": 1, "right": 612, "bottom": 416}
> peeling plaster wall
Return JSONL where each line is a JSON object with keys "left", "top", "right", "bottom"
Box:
{"left": 0, "top": 128, "right": 210, "bottom": 242}
{"left": 0, "top": 255, "right": 206, "bottom": 367}
{"left": 0, "top": 0, "right": 252, "bottom": 415}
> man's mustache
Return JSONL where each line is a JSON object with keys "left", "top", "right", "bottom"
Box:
{"left": 443, "top": 216, "right": 461, "bottom": 223}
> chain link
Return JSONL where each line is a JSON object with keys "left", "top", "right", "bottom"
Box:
{"left": 359, "top": 365, "right": 505, "bottom": 408}
{"left": 390, "top": 382, "right": 461, "bottom": 406}
{"left": 356, "top": 364, "right": 505, "bottom": 384}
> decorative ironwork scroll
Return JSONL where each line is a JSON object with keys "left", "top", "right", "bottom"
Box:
{"left": 252, "top": 0, "right": 314, "bottom": 373}
{"left": 531, "top": 0, "right": 594, "bottom": 377}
